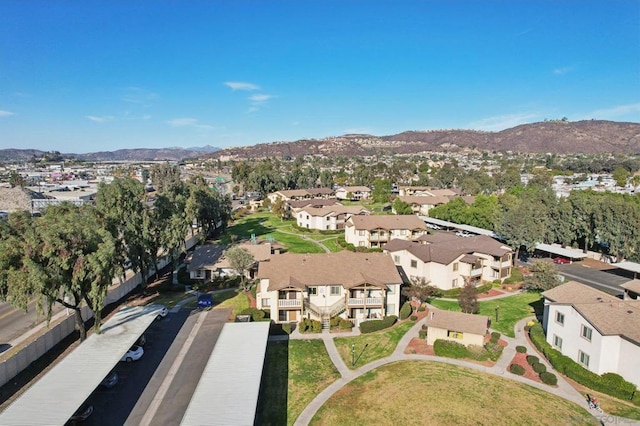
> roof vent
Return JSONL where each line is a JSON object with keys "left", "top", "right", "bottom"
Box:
{"left": 628, "top": 310, "right": 634, "bottom": 314}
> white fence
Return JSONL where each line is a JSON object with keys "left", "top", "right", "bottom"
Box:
{"left": 0, "top": 233, "right": 199, "bottom": 389}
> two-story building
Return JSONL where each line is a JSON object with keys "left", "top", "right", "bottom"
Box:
{"left": 542, "top": 281, "right": 640, "bottom": 387}
{"left": 335, "top": 186, "right": 371, "bottom": 201}
{"left": 256, "top": 251, "right": 402, "bottom": 327}
{"left": 296, "top": 205, "right": 369, "bottom": 231}
{"left": 345, "top": 215, "right": 428, "bottom": 249}
{"left": 383, "top": 232, "right": 512, "bottom": 290}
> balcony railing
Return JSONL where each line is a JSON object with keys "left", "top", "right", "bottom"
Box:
{"left": 347, "top": 297, "right": 384, "bottom": 307}
{"left": 278, "top": 299, "right": 302, "bottom": 308}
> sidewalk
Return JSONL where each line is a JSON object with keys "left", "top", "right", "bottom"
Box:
{"left": 293, "top": 313, "right": 638, "bottom": 426}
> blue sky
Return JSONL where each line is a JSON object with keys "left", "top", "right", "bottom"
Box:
{"left": 0, "top": 1, "right": 638, "bottom": 153}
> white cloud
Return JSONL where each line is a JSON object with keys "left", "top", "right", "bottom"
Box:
{"left": 167, "top": 117, "right": 214, "bottom": 130}
{"left": 86, "top": 115, "right": 114, "bottom": 123}
{"left": 553, "top": 66, "right": 574, "bottom": 75}
{"left": 583, "top": 103, "right": 640, "bottom": 120}
{"left": 0, "top": 110, "right": 15, "bottom": 117}
{"left": 468, "top": 113, "right": 539, "bottom": 131}
{"left": 248, "top": 94, "right": 273, "bottom": 103}
{"left": 247, "top": 107, "right": 259, "bottom": 114}
{"left": 224, "top": 81, "right": 260, "bottom": 91}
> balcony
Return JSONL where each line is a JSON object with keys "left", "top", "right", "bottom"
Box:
{"left": 278, "top": 299, "right": 302, "bottom": 309}
{"left": 347, "top": 297, "right": 384, "bottom": 307}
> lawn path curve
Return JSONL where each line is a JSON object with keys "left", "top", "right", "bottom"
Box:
{"left": 292, "top": 294, "right": 622, "bottom": 425}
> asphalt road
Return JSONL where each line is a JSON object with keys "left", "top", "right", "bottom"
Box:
{"left": 555, "top": 262, "right": 631, "bottom": 297}
{"left": 79, "top": 307, "right": 229, "bottom": 426}
{"left": 0, "top": 300, "right": 65, "bottom": 352}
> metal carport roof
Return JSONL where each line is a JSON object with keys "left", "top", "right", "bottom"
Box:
{"left": 612, "top": 261, "right": 640, "bottom": 276}
{"left": 0, "top": 304, "right": 163, "bottom": 426}
{"left": 180, "top": 321, "right": 270, "bottom": 426}
{"left": 534, "top": 243, "right": 588, "bottom": 259}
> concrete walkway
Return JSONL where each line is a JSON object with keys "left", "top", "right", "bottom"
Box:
{"left": 292, "top": 311, "right": 639, "bottom": 426}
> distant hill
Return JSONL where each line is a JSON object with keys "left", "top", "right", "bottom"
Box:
{"left": 0, "top": 146, "right": 220, "bottom": 162}
{"left": 209, "top": 120, "right": 640, "bottom": 159}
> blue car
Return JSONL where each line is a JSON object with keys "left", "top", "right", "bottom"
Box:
{"left": 198, "top": 294, "right": 213, "bottom": 309}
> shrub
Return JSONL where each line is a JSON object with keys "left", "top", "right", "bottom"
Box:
{"left": 533, "top": 362, "right": 547, "bottom": 373}
{"left": 539, "top": 371, "right": 558, "bottom": 386}
{"left": 282, "top": 323, "right": 292, "bottom": 335}
{"left": 410, "top": 315, "right": 418, "bottom": 321}
{"left": 418, "top": 330, "right": 427, "bottom": 339}
{"left": 526, "top": 355, "right": 539, "bottom": 366}
{"left": 399, "top": 301, "right": 412, "bottom": 320}
{"left": 484, "top": 341, "right": 504, "bottom": 362}
{"left": 516, "top": 345, "right": 527, "bottom": 353}
{"left": 510, "top": 364, "right": 525, "bottom": 375}
{"left": 359, "top": 315, "right": 398, "bottom": 334}
{"left": 240, "top": 307, "right": 266, "bottom": 322}
{"left": 418, "top": 305, "right": 426, "bottom": 312}
{"left": 490, "top": 332, "right": 501, "bottom": 343}
{"left": 299, "top": 318, "right": 322, "bottom": 333}
{"left": 338, "top": 318, "right": 353, "bottom": 330}
{"left": 434, "top": 339, "right": 469, "bottom": 359}
{"left": 491, "top": 279, "right": 502, "bottom": 288}
{"left": 503, "top": 267, "right": 524, "bottom": 285}
{"left": 476, "top": 282, "right": 493, "bottom": 294}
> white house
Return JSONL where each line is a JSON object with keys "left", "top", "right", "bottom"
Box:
{"left": 542, "top": 281, "right": 640, "bottom": 387}
{"left": 296, "top": 205, "right": 369, "bottom": 231}
{"left": 256, "top": 251, "right": 402, "bottom": 327}
{"left": 335, "top": 186, "right": 371, "bottom": 201}
{"left": 383, "top": 233, "right": 512, "bottom": 290}
{"left": 345, "top": 214, "right": 428, "bottom": 248}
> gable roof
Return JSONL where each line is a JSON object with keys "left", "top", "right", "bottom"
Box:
{"left": 257, "top": 251, "right": 402, "bottom": 291}
{"left": 425, "top": 309, "right": 489, "bottom": 336}
{"left": 336, "top": 186, "right": 371, "bottom": 193}
{"left": 347, "top": 214, "right": 428, "bottom": 231}
{"left": 543, "top": 281, "right": 640, "bottom": 345}
{"left": 288, "top": 198, "right": 341, "bottom": 209}
{"left": 384, "top": 234, "right": 511, "bottom": 265}
{"left": 621, "top": 279, "right": 640, "bottom": 294}
{"left": 298, "top": 205, "right": 369, "bottom": 218}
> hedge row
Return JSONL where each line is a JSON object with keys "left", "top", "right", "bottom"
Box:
{"left": 329, "top": 316, "right": 353, "bottom": 330}
{"left": 433, "top": 339, "right": 503, "bottom": 362}
{"left": 360, "top": 315, "right": 398, "bottom": 334}
{"left": 239, "top": 307, "right": 270, "bottom": 322}
{"left": 529, "top": 322, "right": 638, "bottom": 402}
{"left": 299, "top": 318, "right": 322, "bottom": 333}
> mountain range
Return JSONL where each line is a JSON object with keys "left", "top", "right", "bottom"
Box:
{"left": 1, "top": 120, "right": 639, "bottom": 163}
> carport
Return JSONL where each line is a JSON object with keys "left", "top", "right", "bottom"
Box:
{"left": 533, "top": 243, "right": 588, "bottom": 262}
{"left": 180, "top": 321, "right": 270, "bottom": 426}
{"left": 613, "top": 261, "right": 640, "bottom": 280}
{"left": 0, "top": 304, "right": 163, "bottom": 425}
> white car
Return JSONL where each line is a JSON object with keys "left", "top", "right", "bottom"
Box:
{"left": 156, "top": 305, "right": 168, "bottom": 319}
{"left": 120, "top": 345, "right": 144, "bottom": 363}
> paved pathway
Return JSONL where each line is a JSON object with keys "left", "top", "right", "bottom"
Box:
{"left": 292, "top": 300, "right": 639, "bottom": 426}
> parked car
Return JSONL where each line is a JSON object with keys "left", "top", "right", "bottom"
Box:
{"left": 120, "top": 345, "right": 144, "bottom": 362}
{"left": 136, "top": 334, "right": 146, "bottom": 346}
{"left": 156, "top": 305, "right": 168, "bottom": 319}
{"left": 68, "top": 404, "right": 93, "bottom": 423}
{"left": 553, "top": 257, "right": 571, "bottom": 264}
{"left": 99, "top": 370, "right": 119, "bottom": 389}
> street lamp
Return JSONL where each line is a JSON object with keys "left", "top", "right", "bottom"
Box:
{"left": 352, "top": 343, "right": 356, "bottom": 366}
{"left": 495, "top": 305, "right": 500, "bottom": 322}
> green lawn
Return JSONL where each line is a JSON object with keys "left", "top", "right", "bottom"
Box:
{"left": 310, "top": 361, "right": 598, "bottom": 425}
{"left": 429, "top": 291, "right": 542, "bottom": 337}
{"left": 256, "top": 339, "right": 340, "bottom": 426}
{"left": 213, "top": 289, "right": 249, "bottom": 319}
{"left": 334, "top": 320, "right": 415, "bottom": 369}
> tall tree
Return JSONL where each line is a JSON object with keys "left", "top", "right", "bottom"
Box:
{"left": 458, "top": 282, "right": 479, "bottom": 314}
{"left": 371, "top": 179, "right": 392, "bottom": 203}
{"left": 224, "top": 246, "right": 255, "bottom": 290}
{"left": 1, "top": 204, "right": 117, "bottom": 340}
{"left": 525, "top": 261, "right": 561, "bottom": 291}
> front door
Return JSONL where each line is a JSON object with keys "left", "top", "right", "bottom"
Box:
{"left": 290, "top": 310, "right": 297, "bottom": 321}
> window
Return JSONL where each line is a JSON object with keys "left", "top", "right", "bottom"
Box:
{"left": 393, "top": 255, "right": 400, "bottom": 263}
{"left": 279, "top": 310, "right": 287, "bottom": 322}
{"left": 306, "top": 215, "right": 309, "bottom": 220}
{"left": 308, "top": 287, "right": 317, "bottom": 296}
{"left": 553, "top": 334, "right": 563, "bottom": 349}
{"left": 330, "top": 286, "right": 341, "bottom": 296}
{"left": 447, "top": 330, "right": 464, "bottom": 339}
{"left": 410, "top": 260, "right": 417, "bottom": 268}
{"left": 581, "top": 325, "right": 593, "bottom": 341}
{"left": 555, "top": 311, "right": 565, "bottom": 325}
{"left": 453, "top": 262, "right": 459, "bottom": 271}
{"left": 578, "top": 350, "right": 590, "bottom": 367}
{"left": 387, "top": 285, "right": 395, "bottom": 294}
{"left": 358, "top": 230, "right": 365, "bottom": 236}
{"left": 326, "top": 225, "right": 329, "bottom": 230}
{"left": 452, "top": 279, "right": 458, "bottom": 288}
{"left": 359, "top": 241, "right": 365, "bottom": 247}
